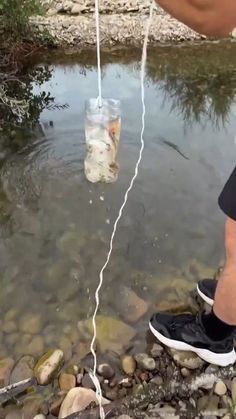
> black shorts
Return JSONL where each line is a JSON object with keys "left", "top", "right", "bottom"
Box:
{"left": 218, "top": 166, "right": 236, "bottom": 221}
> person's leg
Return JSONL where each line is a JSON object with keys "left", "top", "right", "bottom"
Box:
{"left": 197, "top": 167, "right": 236, "bottom": 306}
{"left": 214, "top": 217, "right": 236, "bottom": 325}
{"left": 149, "top": 166, "right": 236, "bottom": 366}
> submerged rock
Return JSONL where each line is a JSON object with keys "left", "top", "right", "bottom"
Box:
{"left": 23, "top": 395, "right": 43, "bottom": 419}
{"left": 59, "top": 373, "right": 76, "bottom": 392}
{"left": 27, "top": 335, "right": 44, "bottom": 356}
{"left": 0, "top": 358, "right": 14, "bottom": 387}
{"left": 58, "top": 388, "right": 109, "bottom": 418}
{"left": 2, "top": 321, "right": 17, "bottom": 334}
{"left": 19, "top": 313, "right": 43, "bottom": 334}
{"left": 50, "top": 394, "right": 66, "bottom": 416}
{"left": 116, "top": 286, "right": 149, "bottom": 323}
{"left": 34, "top": 349, "right": 64, "bottom": 385}
{"left": 10, "top": 355, "right": 34, "bottom": 383}
{"left": 77, "top": 315, "right": 136, "bottom": 353}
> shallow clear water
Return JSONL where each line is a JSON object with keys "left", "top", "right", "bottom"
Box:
{"left": 1, "top": 43, "right": 236, "bottom": 359}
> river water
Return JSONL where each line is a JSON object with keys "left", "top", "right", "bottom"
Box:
{"left": 0, "top": 42, "right": 236, "bottom": 360}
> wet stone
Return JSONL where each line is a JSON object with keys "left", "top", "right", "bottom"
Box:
{"left": 28, "top": 335, "right": 44, "bottom": 356}
{"left": 134, "top": 353, "right": 156, "bottom": 371}
{"left": 231, "top": 377, "right": 236, "bottom": 404}
{"left": 19, "top": 313, "right": 43, "bottom": 334}
{"left": 50, "top": 394, "right": 66, "bottom": 417}
{"left": 0, "top": 358, "right": 14, "bottom": 387}
{"left": 122, "top": 355, "right": 136, "bottom": 376}
{"left": 117, "top": 286, "right": 149, "bottom": 323}
{"left": 23, "top": 395, "right": 43, "bottom": 419}
{"left": 5, "top": 333, "right": 19, "bottom": 347}
{"left": 77, "top": 315, "right": 136, "bottom": 353}
{"left": 181, "top": 368, "right": 190, "bottom": 378}
{"left": 214, "top": 380, "right": 227, "bottom": 396}
{"left": 34, "top": 349, "right": 64, "bottom": 385}
{"left": 5, "top": 408, "right": 23, "bottom": 419}
{"left": 10, "top": 355, "right": 34, "bottom": 383}
{"left": 169, "top": 349, "right": 205, "bottom": 370}
{"left": 58, "top": 388, "right": 109, "bottom": 418}
{"left": 81, "top": 372, "right": 96, "bottom": 390}
{"left": 59, "top": 373, "right": 76, "bottom": 392}
{"left": 2, "top": 321, "right": 17, "bottom": 334}
{"left": 97, "top": 363, "right": 115, "bottom": 379}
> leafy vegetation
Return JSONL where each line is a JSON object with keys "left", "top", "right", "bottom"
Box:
{"left": 0, "top": 0, "right": 43, "bottom": 39}
{"left": 0, "top": 0, "right": 60, "bottom": 139}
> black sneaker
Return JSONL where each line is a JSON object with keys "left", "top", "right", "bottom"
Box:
{"left": 149, "top": 312, "right": 236, "bottom": 366}
{"left": 197, "top": 278, "right": 217, "bottom": 306}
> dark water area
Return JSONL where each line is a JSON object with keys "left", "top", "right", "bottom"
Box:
{"left": 0, "top": 41, "right": 236, "bottom": 359}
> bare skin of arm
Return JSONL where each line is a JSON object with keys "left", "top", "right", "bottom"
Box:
{"left": 157, "top": 0, "right": 236, "bottom": 37}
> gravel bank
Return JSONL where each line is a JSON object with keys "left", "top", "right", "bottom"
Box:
{"left": 32, "top": 0, "right": 206, "bottom": 46}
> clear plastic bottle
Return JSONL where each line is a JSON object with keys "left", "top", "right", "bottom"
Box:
{"left": 84, "top": 98, "right": 121, "bottom": 183}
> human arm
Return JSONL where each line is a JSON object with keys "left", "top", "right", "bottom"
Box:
{"left": 156, "top": 0, "right": 236, "bottom": 37}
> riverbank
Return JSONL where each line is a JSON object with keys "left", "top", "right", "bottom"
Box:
{"left": 31, "top": 0, "right": 207, "bottom": 46}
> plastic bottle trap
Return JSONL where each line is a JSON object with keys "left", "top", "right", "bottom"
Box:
{"left": 84, "top": 98, "right": 121, "bottom": 183}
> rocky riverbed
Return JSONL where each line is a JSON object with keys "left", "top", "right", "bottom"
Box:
{"left": 1, "top": 339, "right": 236, "bottom": 418}
{"left": 31, "top": 0, "right": 206, "bottom": 46}
{"left": 0, "top": 264, "right": 235, "bottom": 418}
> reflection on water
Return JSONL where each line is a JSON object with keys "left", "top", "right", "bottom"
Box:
{"left": 0, "top": 42, "right": 236, "bottom": 359}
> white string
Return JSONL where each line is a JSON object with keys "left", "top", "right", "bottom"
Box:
{"left": 89, "top": 2, "right": 155, "bottom": 418}
{"left": 95, "top": 0, "right": 102, "bottom": 108}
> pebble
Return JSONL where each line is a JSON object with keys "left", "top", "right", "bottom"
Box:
{"left": 50, "top": 394, "right": 66, "bottom": 417}
{"left": 149, "top": 343, "right": 163, "bottom": 358}
{"left": 214, "top": 380, "right": 227, "bottom": 396}
{"left": 59, "top": 373, "right": 76, "bottom": 392}
{"left": 0, "top": 358, "right": 14, "bottom": 387}
{"left": 10, "top": 355, "right": 34, "bottom": 383}
{"left": 97, "top": 363, "right": 115, "bottom": 379}
{"left": 81, "top": 372, "right": 96, "bottom": 390}
{"left": 231, "top": 377, "right": 236, "bottom": 403}
{"left": 33, "top": 415, "right": 46, "bottom": 419}
{"left": 122, "top": 355, "right": 136, "bottom": 376}
{"left": 134, "top": 353, "right": 156, "bottom": 371}
{"left": 34, "top": 349, "right": 64, "bottom": 385}
{"left": 169, "top": 349, "right": 205, "bottom": 370}
{"left": 181, "top": 368, "right": 190, "bottom": 378}
{"left": 23, "top": 395, "right": 43, "bottom": 419}
{"left": 58, "top": 388, "right": 109, "bottom": 418}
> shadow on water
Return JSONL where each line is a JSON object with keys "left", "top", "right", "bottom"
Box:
{"left": 0, "top": 41, "right": 236, "bottom": 358}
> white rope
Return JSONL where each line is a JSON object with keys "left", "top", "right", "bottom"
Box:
{"left": 89, "top": 2, "right": 155, "bottom": 418}
{"left": 95, "top": 0, "right": 102, "bottom": 108}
